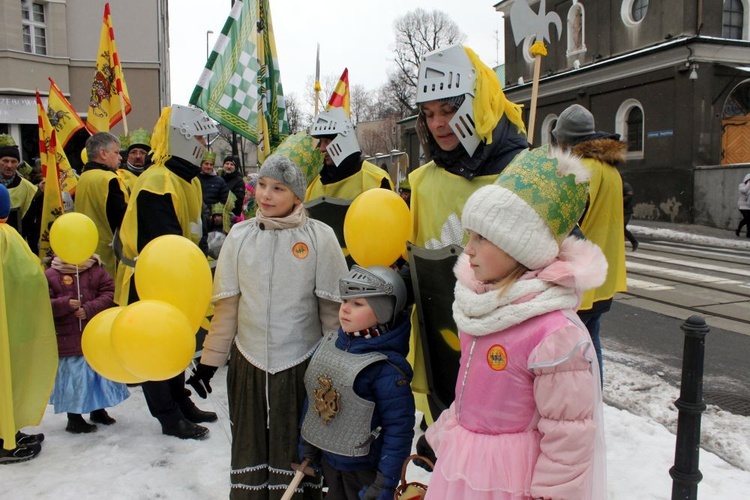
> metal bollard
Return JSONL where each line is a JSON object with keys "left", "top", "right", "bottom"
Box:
{"left": 669, "top": 315, "right": 709, "bottom": 500}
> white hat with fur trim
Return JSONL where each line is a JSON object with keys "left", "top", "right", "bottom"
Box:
{"left": 462, "top": 145, "right": 590, "bottom": 270}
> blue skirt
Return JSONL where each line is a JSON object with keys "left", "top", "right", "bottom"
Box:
{"left": 50, "top": 356, "right": 130, "bottom": 414}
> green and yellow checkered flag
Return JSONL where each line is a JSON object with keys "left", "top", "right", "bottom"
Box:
{"left": 190, "top": 0, "right": 289, "bottom": 162}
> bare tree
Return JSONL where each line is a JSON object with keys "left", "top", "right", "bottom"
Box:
{"left": 284, "top": 92, "right": 303, "bottom": 134}
{"left": 389, "top": 8, "right": 466, "bottom": 114}
{"left": 357, "top": 115, "right": 400, "bottom": 157}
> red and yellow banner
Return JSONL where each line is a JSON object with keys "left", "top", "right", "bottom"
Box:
{"left": 326, "top": 68, "right": 350, "bottom": 118}
{"left": 86, "top": 2, "right": 131, "bottom": 134}
{"left": 47, "top": 78, "right": 86, "bottom": 148}
{"left": 36, "top": 92, "right": 65, "bottom": 261}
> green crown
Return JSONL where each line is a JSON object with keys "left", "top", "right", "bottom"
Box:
{"left": 202, "top": 150, "right": 217, "bottom": 162}
{"left": 128, "top": 128, "right": 151, "bottom": 148}
{"left": 0, "top": 134, "right": 17, "bottom": 148}
{"left": 495, "top": 145, "right": 589, "bottom": 242}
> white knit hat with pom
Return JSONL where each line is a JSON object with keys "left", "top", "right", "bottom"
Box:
{"left": 462, "top": 145, "right": 590, "bottom": 270}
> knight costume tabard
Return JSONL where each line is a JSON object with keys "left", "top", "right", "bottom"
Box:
{"left": 409, "top": 163, "right": 500, "bottom": 250}
{"left": 305, "top": 161, "right": 392, "bottom": 201}
{"left": 301, "top": 332, "right": 387, "bottom": 457}
{"left": 75, "top": 167, "right": 127, "bottom": 278}
{"left": 114, "top": 163, "right": 202, "bottom": 306}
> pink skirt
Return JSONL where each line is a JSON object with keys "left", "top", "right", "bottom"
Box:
{"left": 425, "top": 407, "right": 541, "bottom": 500}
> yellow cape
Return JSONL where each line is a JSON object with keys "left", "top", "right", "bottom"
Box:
{"left": 0, "top": 224, "right": 58, "bottom": 449}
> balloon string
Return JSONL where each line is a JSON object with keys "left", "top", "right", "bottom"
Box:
{"left": 76, "top": 264, "right": 82, "bottom": 332}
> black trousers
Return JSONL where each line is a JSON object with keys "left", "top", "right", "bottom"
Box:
{"left": 321, "top": 459, "right": 376, "bottom": 500}
{"left": 736, "top": 209, "right": 750, "bottom": 237}
{"left": 141, "top": 373, "right": 191, "bottom": 426}
{"left": 127, "top": 277, "right": 191, "bottom": 427}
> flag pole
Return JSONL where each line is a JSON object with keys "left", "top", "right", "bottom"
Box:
{"left": 314, "top": 43, "right": 321, "bottom": 116}
{"left": 118, "top": 91, "right": 129, "bottom": 135}
{"left": 527, "top": 41, "right": 547, "bottom": 146}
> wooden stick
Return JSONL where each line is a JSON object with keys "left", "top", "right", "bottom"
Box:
{"left": 280, "top": 458, "right": 313, "bottom": 500}
{"left": 118, "top": 91, "right": 129, "bottom": 135}
{"left": 527, "top": 53, "right": 542, "bottom": 146}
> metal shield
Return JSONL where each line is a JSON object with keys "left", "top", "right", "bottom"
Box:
{"left": 407, "top": 242, "right": 463, "bottom": 418}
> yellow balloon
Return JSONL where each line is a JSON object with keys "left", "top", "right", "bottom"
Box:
{"left": 111, "top": 300, "right": 196, "bottom": 382}
{"left": 49, "top": 212, "right": 99, "bottom": 265}
{"left": 82, "top": 307, "right": 145, "bottom": 384}
{"left": 344, "top": 189, "right": 412, "bottom": 267}
{"left": 80, "top": 148, "right": 88, "bottom": 165}
{"left": 134, "top": 235, "right": 212, "bottom": 332}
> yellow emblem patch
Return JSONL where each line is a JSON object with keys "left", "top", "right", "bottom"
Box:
{"left": 487, "top": 344, "right": 508, "bottom": 371}
{"left": 62, "top": 275, "right": 74, "bottom": 286}
{"left": 313, "top": 375, "right": 340, "bottom": 424}
{"left": 293, "top": 242, "right": 309, "bottom": 259}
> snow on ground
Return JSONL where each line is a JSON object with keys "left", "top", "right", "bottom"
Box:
{"left": 3, "top": 359, "right": 750, "bottom": 499}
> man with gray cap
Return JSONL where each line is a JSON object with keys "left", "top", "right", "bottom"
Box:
{"left": 552, "top": 104, "right": 627, "bottom": 382}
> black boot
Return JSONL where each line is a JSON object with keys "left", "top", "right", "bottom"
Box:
{"left": 180, "top": 402, "right": 217, "bottom": 423}
{"left": 162, "top": 419, "right": 209, "bottom": 440}
{"left": 0, "top": 443, "right": 41, "bottom": 464}
{"left": 66, "top": 413, "right": 97, "bottom": 434}
{"left": 90, "top": 409, "right": 116, "bottom": 425}
{"left": 15, "top": 431, "right": 44, "bottom": 447}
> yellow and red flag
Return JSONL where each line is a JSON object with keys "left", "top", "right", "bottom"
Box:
{"left": 326, "top": 68, "right": 350, "bottom": 118}
{"left": 37, "top": 91, "right": 77, "bottom": 194}
{"left": 86, "top": 2, "right": 131, "bottom": 134}
{"left": 47, "top": 78, "right": 86, "bottom": 148}
{"left": 36, "top": 92, "right": 65, "bottom": 261}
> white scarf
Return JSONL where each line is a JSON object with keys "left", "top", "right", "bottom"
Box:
{"left": 453, "top": 271, "right": 578, "bottom": 336}
{"left": 452, "top": 237, "right": 608, "bottom": 336}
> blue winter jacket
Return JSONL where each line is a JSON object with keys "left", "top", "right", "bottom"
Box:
{"left": 301, "top": 311, "right": 415, "bottom": 489}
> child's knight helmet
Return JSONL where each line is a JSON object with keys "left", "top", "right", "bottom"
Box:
{"left": 339, "top": 265, "right": 407, "bottom": 326}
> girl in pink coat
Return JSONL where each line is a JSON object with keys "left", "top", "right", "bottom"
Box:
{"left": 421, "top": 145, "right": 608, "bottom": 500}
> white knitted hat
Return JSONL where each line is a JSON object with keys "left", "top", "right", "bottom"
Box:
{"left": 462, "top": 145, "right": 590, "bottom": 270}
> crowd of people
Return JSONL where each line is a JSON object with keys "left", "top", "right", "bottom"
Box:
{"left": 0, "top": 41, "right": 656, "bottom": 499}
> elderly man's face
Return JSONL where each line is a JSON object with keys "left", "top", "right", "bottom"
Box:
{"left": 127, "top": 147, "right": 148, "bottom": 168}
{"left": 99, "top": 142, "right": 122, "bottom": 170}
{"left": 222, "top": 160, "right": 236, "bottom": 173}
{"left": 0, "top": 156, "right": 20, "bottom": 179}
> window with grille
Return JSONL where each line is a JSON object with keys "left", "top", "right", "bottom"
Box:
{"left": 723, "top": 0, "right": 745, "bottom": 39}
{"left": 632, "top": 0, "right": 649, "bottom": 22}
{"left": 21, "top": 0, "right": 47, "bottom": 55}
{"left": 626, "top": 107, "right": 644, "bottom": 152}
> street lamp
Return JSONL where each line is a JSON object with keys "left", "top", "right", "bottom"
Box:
{"left": 206, "top": 30, "right": 214, "bottom": 60}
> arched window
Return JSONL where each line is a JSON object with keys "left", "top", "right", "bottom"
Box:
{"left": 723, "top": 0, "right": 745, "bottom": 39}
{"left": 626, "top": 108, "right": 644, "bottom": 151}
{"left": 541, "top": 114, "right": 558, "bottom": 146}
{"left": 567, "top": 3, "right": 586, "bottom": 56}
{"left": 616, "top": 99, "right": 645, "bottom": 159}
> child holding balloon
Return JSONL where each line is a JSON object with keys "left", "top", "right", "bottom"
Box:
{"left": 45, "top": 249, "right": 129, "bottom": 434}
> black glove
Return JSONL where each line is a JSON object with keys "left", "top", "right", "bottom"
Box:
{"left": 414, "top": 435, "right": 436, "bottom": 471}
{"left": 186, "top": 363, "right": 218, "bottom": 399}
{"left": 360, "top": 472, "right": 391, "bottom": 500}
{"left": 300, "top": 439, "right": 322, "bottom": 469}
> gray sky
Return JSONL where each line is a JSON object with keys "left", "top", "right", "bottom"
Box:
{"left": 168, "top": 0, "right": 505, "bottom": 106}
